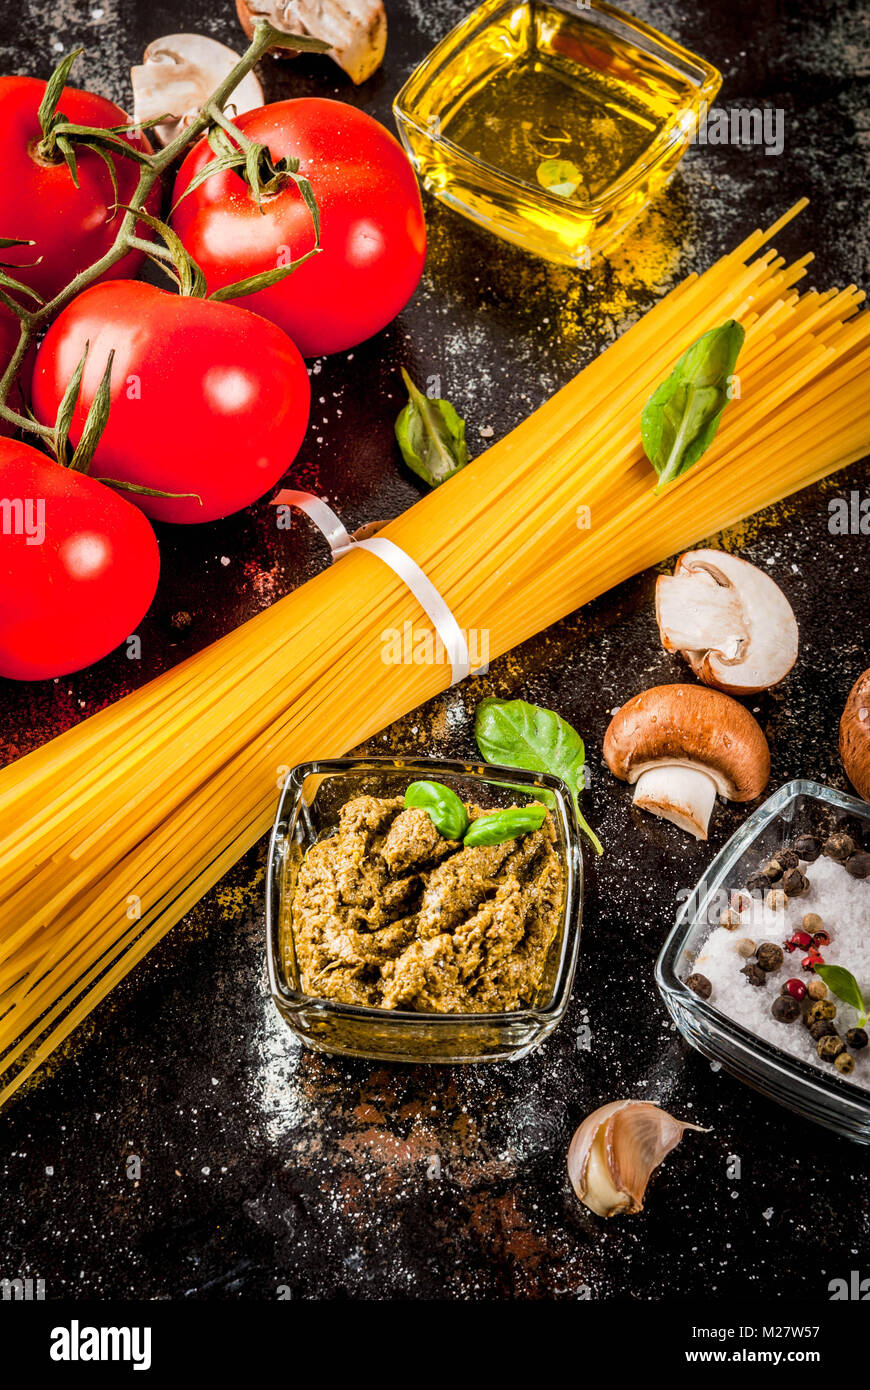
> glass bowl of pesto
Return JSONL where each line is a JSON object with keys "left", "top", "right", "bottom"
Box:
{"left": 656, "top": 781, "right": 870, "bottom": 1144}
{"left": 266, "top": 757, "right": 583, "bottom": 1062}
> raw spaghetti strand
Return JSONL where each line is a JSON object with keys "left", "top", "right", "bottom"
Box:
{"left": 0, "top": 202, "right": 868, "bottom": 1104}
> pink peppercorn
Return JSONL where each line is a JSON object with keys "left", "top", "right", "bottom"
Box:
{"left": 784, "top": 978, "right": 807, "bottom": 1000}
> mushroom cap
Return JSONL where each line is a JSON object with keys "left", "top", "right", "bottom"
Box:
{"left": 603, "top": 684, "right": 770, "bottom": 802}
{"left": 656, "top": 549, "right": 798, "bottom": 696}
{"left": 131, "top": 34, "right": 264, "bottom": 147}
{"left": 840, "top": 667, "right": 870, "bottom": 802}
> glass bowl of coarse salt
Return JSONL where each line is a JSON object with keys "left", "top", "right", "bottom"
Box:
{"left": 656, "top": 781, "right": 870, "bottom": 1143}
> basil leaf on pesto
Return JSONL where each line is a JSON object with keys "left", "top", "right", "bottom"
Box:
{"left": 404, "top": 779, "right": 469, "bottom": 840}
{"left": 463, "top": 804, "right": 546, "bottom": 847}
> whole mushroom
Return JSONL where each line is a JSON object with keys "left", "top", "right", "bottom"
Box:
{"left": 603, "top": 684, "right": 770, "bottom": 840}
{"left": 840, "top": 667, "right": 870, "bottom": 802}
{"left": 236, "top": 1, "right": 386, "bottom": 85}
{"left": 131, "top": 34, "right": 265, "bottom": 147}
{"left": 655, "top": 550, "right": 798, "bottom": 695}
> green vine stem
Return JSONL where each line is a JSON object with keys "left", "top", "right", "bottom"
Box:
{"left": 0, "top": 21, "right": 328, "bottom": 441}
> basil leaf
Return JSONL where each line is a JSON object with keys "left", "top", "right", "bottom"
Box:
{"left": 813, "top": 964, "right": 866, "bottom": 1021}
{"left": 395, "top": 368, "right": 468, "bottom": 488}
{"left": 642, "top": 319, "right": 745, "bottom": 494}
{"left": 474, "top": 697, "right": 603, "bottom": 856}
{"left": 463, "top": 804, "right": 546, "bottom": 848}
{"left": 404, "top": 780, "right": 468, "bottom": 841}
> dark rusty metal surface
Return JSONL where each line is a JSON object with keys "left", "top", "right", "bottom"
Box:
{"left": 0, "top": 0, "right": 868, "bottom": 1300}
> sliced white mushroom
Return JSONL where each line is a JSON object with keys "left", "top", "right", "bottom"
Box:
{"left": 656, "top": 550, "right": 798, "bottom": 695}
{"left": 131, "top": 34, "right": 265, "bottom": 147}
{"left": 236, "top": 0, "right": 387, "bottom": 85}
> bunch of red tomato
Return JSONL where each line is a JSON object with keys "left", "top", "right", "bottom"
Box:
{"left": 0, "top": 72, "right": 426, "bottom": 679}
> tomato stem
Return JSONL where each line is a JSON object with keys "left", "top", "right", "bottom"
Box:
{"left": 0, "top": 20, "right": 328, "bottom": 445}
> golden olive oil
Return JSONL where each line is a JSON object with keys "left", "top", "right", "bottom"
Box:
{"left": 394, "top": 1, "right": 720, "bottom": 264}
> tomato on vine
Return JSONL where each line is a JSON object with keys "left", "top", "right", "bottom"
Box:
{"left": 32, "top": 280, "right": 312, "bottom": 524}
{"left": 0, "top": 65, "right": 160, "bottom": 306}
{"left": 171, "top": 98, "right": 427, "bottom": 357}
{"left": 0, "top": 439, "right": 160, "bottom": 680}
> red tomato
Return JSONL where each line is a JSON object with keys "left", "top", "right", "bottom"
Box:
{"left": 31, "top": 281, "right": 311, "bottom": 524}
{"left": 0, "top": 439, "right": 159, "bottom": 680}
{"left": 171, "top": 98, "right": 426, "bottom": 358}
{"left": 0, "top": 76, "right": 160, "bottom": 305}
{"left": 0, "top": 305, "right": 34, "bottom": 437}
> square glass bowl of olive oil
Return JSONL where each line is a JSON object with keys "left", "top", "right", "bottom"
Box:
{"left": 393, "top": 0, "right": 721, "bottom": 265}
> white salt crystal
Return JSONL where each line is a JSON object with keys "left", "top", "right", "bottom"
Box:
{"left": 692, "top": 856, "right": 870, "bottom": 1089}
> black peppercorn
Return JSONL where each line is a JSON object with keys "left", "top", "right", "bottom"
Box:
{"left": 781, "top": 866, "right": 809, "bottom": 897}
{"left": 686, "top": 973, "right": 712, "bottom": 999}
{"left": 772, "top": 995, "right": 800, "bottom": 1023}
{"left": 808, "top": 999, "right": 837, "bottom": 1023}
{"left": 809, "top": 1019, "right": 837, "bottom": 1041}
{"left": 817, "top": 1033, "right": 846, "bottom": 1060}
{"left": 792, "top": 834, "right": 821, "bottom": 863}
{"left": 776, "top": 849, "right": 800, "bottom": 871}
{"left": 845, "top": 851, "right": 870, "bottom": 880}
{"left": 741, "top": 962, "right": 767, "bottom": 987}
{"left": 835, "top": 1052, "right": 856, "bottom": 1075}
{"left": 746, "top": 871, "right": 770, "bottom": 894}
{"left": 756, "top": 942, "right": 784, "bottom": 972}
{"left": 762, "top": 859, "right": 783, "bottom": 882}
{"left": 823, "top": 831, "right": 856, "bottom": 863}
{"left": 846, "top": 1027, "right": 868, "bottom": 1050}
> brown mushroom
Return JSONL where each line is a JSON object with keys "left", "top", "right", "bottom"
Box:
{"left": 655, "top": 550, "right": 798, "bottom": 695}
{"left": 236, "top": 1, "right": 387, "bottom": 85}
{"left": 840, "top": 667, "right": 870, "bottom": 802}
{"left": 603, "top": 684, "right": 771, "bottom": 840}
{"left": 131, "top": 34, "right": 264, "bottom": 147}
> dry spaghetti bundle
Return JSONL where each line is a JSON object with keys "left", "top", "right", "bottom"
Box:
{"left": 1, "top": 201, "right": 869, "bottom": 1102}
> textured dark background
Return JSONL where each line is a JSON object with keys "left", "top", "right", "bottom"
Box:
{"left": 0, "top": 0, "right": 868, "bottom": 1301}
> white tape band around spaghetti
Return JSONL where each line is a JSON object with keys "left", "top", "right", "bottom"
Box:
{"left": 272, "top": 489, "right": 471, "bottom": 685}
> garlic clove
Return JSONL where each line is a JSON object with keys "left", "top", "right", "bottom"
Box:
{"left": 568, "top": 1100, "right": 708, "bottom": 1218}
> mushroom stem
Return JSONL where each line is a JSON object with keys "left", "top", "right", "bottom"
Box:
{"left": 633, "top": 765, "right": 718, "bottom": 840}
